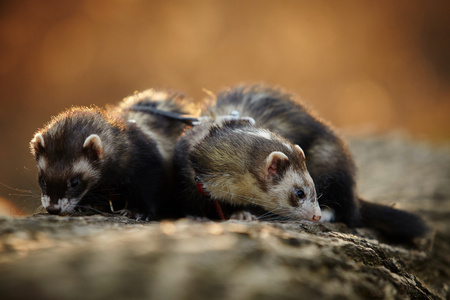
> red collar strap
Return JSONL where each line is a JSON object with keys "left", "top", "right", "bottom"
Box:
{"left": 213, "top": 200, "right": 226, "bottom": 221}
{"left": 194, "top": 175, "right": 226, "bottom": 220}
{"left": 195, "top": 175, "right": 210, "bottom": 197}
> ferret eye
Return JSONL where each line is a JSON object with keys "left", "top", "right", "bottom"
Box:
{"left": 69, "top": 178, "right": 80, "bottom": 188}
{"left": 295, "top": 189, "right": 305, "bottom": 199}
{"left": 39, "top": 177, "right": 46, "bottom": 188}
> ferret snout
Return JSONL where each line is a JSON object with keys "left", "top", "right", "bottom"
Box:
{"left": 304, "top": 198, "right": 322, "bottom": 222}
{"left": 41, "top": 195, "right": 70, "bottom": 215}
{"left": 312, "top": 214, "right": 321, "bottom": 222}
{"left": 46, "top": 206, "right": 61, "bottom": 215}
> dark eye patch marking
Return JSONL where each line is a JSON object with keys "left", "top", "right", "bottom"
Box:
{"left": 289, "top": 191, "right": 300, "bottom": 207}
{"left": 296, "top": 189, "right": 305, "bottom": 199}
{"left": 68, "top": 178, "right": 80, "bottom": 188}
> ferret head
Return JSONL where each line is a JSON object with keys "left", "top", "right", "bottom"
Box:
{"left": 194, "top": 125, "right": 321, "bottom": 222}
{"left": 257, "top": 144, "right": 321, "bottom": 222}
{"left": 30, "top": 131, "right": 105, "bottom": 215}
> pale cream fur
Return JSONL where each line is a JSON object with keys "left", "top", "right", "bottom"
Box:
{"left": 129, "top": 111, "right": 172, "bottom": 162}
{"left": 31, "top": 133, "right": 45, "bottom": 154}
{"left": 294, "top": 144, "right": 305, "bottom": 160}
{"left": 72, "top": 158, "right": 101, "bottom": 182}
{"left": 203, "top": 161, "right": 321, "bottom": 222}
{"left": 264, "top": 151, "right": 289, "bottom": 178}
{"left": 37, "top": 157, "right": 47, "bottom": 171}
{"left": 83, "top": 134, "right": 104, "bottom": 159}
{"left": 265, "top": 167, "right": 320, "bottom": 221}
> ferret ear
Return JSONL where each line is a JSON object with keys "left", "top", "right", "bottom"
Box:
{"left": 30, "top": 133, "right": 45, "bottom": 156}
{"left": 83, "top": 134, "right": 104, "bottom": 160}
{"left": 294, "top": 145, "right": 306, "bottom": 160}
{"left": 264, "top": 151, "right": 289, "bottom": 179}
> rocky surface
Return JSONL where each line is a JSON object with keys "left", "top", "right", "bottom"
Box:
{"left": 0, "top": 135, "right": 449, "bottom": 300}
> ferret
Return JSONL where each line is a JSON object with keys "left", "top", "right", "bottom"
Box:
{"left": 174, "top": 84, "right": 429, "bottom": 240}
{"left": 174, "top": 119, "right": 321, "bottom": 222}
{"left": 113, "top": 89, "right": 190, "bottom": 167}
{"left": 30, "top": 89, "right": 188, "bottom": 220}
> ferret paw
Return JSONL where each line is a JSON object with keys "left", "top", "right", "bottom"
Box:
{"left": 230, "top": 211, "right": 259, "bottom": 221}
{"left": 186, "top": 215, "right": 213, "bottom": 222}
{"left": 71, "top": 205, "right": 97, "bottom": 215}
{"left": 120, "top": 209, "right": 154, "bottom": 221}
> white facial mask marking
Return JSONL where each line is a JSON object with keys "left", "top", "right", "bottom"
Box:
{"left": 72, "top": 158, "right": 96, "bottom": 177}
{"left": 299, "top": 200, "right": 321, "bottom": 221}
{"left": 59, "top": 198, "right": 72, "bottom": 213}
{"left": 267, "top": 166, "right": 320, "bottom": 221}
{"left": 41, "top": 195, "right": 51, "bottom": 209}
{"left": 37, "top": 157, "right": 47, "bottom": 171}
{"left": 41, "top": 195, "right": 81, "bottom": 214}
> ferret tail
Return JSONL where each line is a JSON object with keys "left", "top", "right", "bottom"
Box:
{"left": 358, "top": 198, "right": 429, "bottom": 241}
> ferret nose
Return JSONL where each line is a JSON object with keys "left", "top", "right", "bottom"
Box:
{"left": 46, "top": 206, "right": 61, "bottom": 215}
{"left": 312, "top": 215, "right": 321, "bottom": 222}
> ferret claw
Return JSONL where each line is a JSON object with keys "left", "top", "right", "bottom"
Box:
{"left": 120, "top": 209, "right": 154, "bottom": 221}
{"left": 230, "top": 211, "right": 259, "bottom": 221}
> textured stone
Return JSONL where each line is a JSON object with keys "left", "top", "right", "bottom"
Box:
{"left": 0, "top": 135, "right": 449, "bottom": 300}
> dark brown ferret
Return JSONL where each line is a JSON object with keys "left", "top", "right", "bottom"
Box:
{"left": 174, "top": 84, "right": 429, "bottom": 241}
{"left": 30, "top": 89, "right": 188, "bottom": 220}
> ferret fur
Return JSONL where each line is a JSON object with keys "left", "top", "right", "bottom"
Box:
{"left": 31, "top": 89, "right": 188, "bottom": 219}
{"left": 175, "top": 84, "right": 429, "bottom": 240}
{"left": 174, "top": 96, "right": 322, "bottom": 222}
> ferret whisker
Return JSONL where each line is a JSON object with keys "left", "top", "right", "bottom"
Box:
{"left": 256, "top": 207, "right": 286, "bottom": 221}
{"left": 259, "top": 214, "right": 292, "bottom": 222}
{"left": 320, "top": 204, "right": 331, "bottom": 211}
{"left": 0, "top": 182, "right": 38, "bottom": 194}
{"left": 258, "top": 215, "right": 283, "bottom": 222}
{"left": 211, "top": 187, "right": 279, "bottom": 208}
{"left": 256, "top": 210, "right": 275, "bottom": 220}
{"left": 8, "top": 193, "right": 40, "bottom": 199}
{"left": 213, "top": 188, "right": 294, "bottom": 219}
{"left": 229, "top": 194, "right": 289, "bottom": 216}
{"left": 34, "top": 205, "right": 47, "bottom": 214}
{"left": 74, "top": 205, "right": 109, "bottom": 215}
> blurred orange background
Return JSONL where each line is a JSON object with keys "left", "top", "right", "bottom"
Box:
{"left": 1, "top": 0, "right": 449, "bottom": 215}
